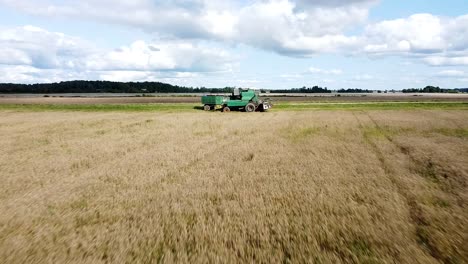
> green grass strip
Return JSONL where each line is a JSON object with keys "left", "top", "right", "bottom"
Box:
{"left": 0, "top": 102, "right": 466, "bottom": 112}
{"left": 0, "top": 103, "right": 196, "bottom": 112}
{"left": 273, "top": 102, "right": 468, "bottom": 111}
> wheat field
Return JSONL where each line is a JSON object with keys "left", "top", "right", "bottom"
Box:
{"left": 0, "top": 110, "right": 467, "bottom": 263}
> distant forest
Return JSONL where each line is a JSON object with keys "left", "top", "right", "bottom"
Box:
{"left": 274, "top": 86, "right": 332, "bottom": 93}
{"left": 402, "top": 86, "right": 464, "bottom": 93}
{"left": 274, "top": 86, "right": 374, "bottom": 93}
{"left": 336, "top": 88, "right": 374, "bottom": 93}
{"left": 0, "top": 81, "right": 464, "bottom": 94}
{"left": 0, "top": 81, "right": 232, "bottom": 94}
{"left": 0, "top": 82, "right": 339, "bottom": 94}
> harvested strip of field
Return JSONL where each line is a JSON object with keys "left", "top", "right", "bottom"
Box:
{"left": 1, "top": 93, "right": 468, "bottom": 105}
{"left": 0, "top": 103, "right": 196, "bottom": 112}
{"left": 0, "top": 110, "right": 467, "bottom": 263}
{"left": 0, "top": 101, "right": 467, "bottom": 112}
{"left": 275, "top": 101, "right": 468, "bottom": 110}
{"left": 0, "top": 96, "right": 201, "bottom": 104}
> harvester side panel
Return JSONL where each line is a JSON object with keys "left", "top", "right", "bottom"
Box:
{"left": 227, "top": 101, "right": 249, "bottom": 107}
{"left": 201, "top": 95, "right": 224, "bottom": 105}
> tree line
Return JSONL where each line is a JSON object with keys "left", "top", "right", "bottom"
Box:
{"left": 0, "top": 81, "right": 233, "bottom": 94}
{"left": 0, "top": 81, "right": 464, "bottom": 94}
{"left": 402, "top": 86, "right": 461, "bottom": 93}
{"left": 336, "top": 88, "right": 373, "bottom": 93}
{"left": 0, "top": 82, "right": 336, "bottom": 94}
{"left": 273, "top": 87, "right": 374, "bottom": 93}
{"left": 274, "top": 86, "right": 332, "bottom": 93}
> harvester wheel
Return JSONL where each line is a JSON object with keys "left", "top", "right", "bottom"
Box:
{"left": 223, "top": 106, "right": 231, "bottom": 112}
{"left": 204, "top": 105, "right": 211, "bottom": 111}
{"left": 259, "top": 104, "right": 265, "bottom": 112}
{"left": 245, "top": 103, "right": 256, "bottom": 113}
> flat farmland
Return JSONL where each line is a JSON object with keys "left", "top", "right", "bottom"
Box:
{"left": 0, "top": 109, "right": 467, "bottom": 263}
{"left": 1, "top": 93, "right": 468, "bottom": 105}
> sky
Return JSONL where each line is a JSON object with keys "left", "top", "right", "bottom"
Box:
{"left": 0, "top": 0, "right": 467, "bottom": 90}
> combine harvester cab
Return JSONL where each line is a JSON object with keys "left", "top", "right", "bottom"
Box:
{"left": 201, "top": 88, "right": 272, "bottom": 112}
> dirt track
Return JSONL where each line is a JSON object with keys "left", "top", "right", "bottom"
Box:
{"left": 1, "top": 93, "right": 467, "bottom": 104}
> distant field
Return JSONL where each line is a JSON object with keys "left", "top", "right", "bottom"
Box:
{"left": 0, "top": 109, "right": 467, "bottom": 263}
{"left": 1, "top": 93, "right": 468, "bottom": 105}
{"left": 0, "top": 102, "right": 467, "bottom": 112}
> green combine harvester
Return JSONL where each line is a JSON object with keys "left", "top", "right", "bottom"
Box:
{"left": 201, "top": 88, "right": 272, "bottom": 112}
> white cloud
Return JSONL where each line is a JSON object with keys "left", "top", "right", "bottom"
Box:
{"left": 4, "top": 1, "right": 464, "bottom": 66}
{"left": 99, "top": 71, "right": 151, "bottom": 82}
{"left": 436, "top": 70, "right": 466, "bottom": 77}
{"left": 234, "top": 0, "right": 367, "bottom": 55}
{"left": 361, "top": 14, "right": 468, "bottom": 65}
{"left": 0, "top": 65, "right": 91, "bottom": 83}
{"left": 0, "top": 0, "right": 371, "bottom": 56}
{"left": 0, "top": 65, "right": 41, "bottom": 83}
{"left": 280, "top": 67, "right": 343, "bottom": 81}
{"left": 0, "top": 0, "right": 467, "bottom": 80}
{"left": 294, "top": 0, "right": 377, "bottom": 8}
{"left": 98, "top": 70, "right": 201, "bottom": 82}
{"left": 280, "top": 73, "right": 302, "bottom": 79}
{"left": 0, "top": 25, "right": 234, "bottom": 83}
{"left": 364, "top": 14, "right": 445, "bottom": 54}
{"left": 86, "top": 40, "right": 233, "bottom": 72}
{"left": 1, "top": 1, "right": 467, "bottom": 63}
{"left": 200, "top": 10, "right": 238, "bottom": 39}
{"left": 353, "top": 74, "right": 374, "bottom": 81}
{"left": 423, "top": 56, "right": 468, "bottom": 66}
{"left": 306, "top": 67, "right": 342, "bottom": 75}
{"left": 175, "top": 72, "right": 199, "bottom": 78}
{"left": 0, "top": 25, "right": 89, "bottom": 69}
{"left": 0, "top": 0, "right": 238, "bottom": 39}
{"left": 0, "top": 48, "right": 32, "bottom": 65}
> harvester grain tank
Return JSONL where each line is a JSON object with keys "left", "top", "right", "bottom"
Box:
{"left": 201, "top": 88, "right": 272, "bottom": 112}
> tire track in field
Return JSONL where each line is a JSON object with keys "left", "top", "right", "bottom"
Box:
{"left": 363, "top": 112, "right": 468, "bottom": 263}
{"left": 366, "top": 113, "right": 467, "bottom": 199}
{"left": 352, "top": 112, "right": 442, "bottom": 263}
{"left": 157, "top": 140, "right": 234, "bottom": 186}
{"left": 0, "top": 122, "right": 228, "bottom": 224}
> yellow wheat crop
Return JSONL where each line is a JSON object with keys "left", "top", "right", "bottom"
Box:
{"left": 0, "top": 110, "right": 466, "bottom": 263}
